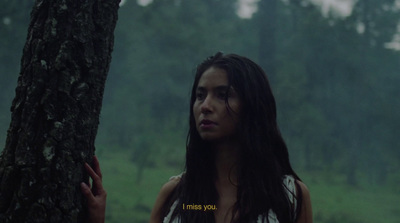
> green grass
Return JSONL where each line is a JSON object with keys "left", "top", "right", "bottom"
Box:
{"left": 99, "top": 151, "right": 400, "bottom": 223}
{"left": 302, "top": 171, "right": 400, "bottom": 223}
{"left": 100, "top": 150, "right": 182, "bottom": 223}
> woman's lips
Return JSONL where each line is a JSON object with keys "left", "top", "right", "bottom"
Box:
{"left": 199, "top": 119, "right": 217, "bottom": 129}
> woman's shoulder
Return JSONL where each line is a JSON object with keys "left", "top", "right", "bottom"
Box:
{"left": 282, "top": 175, "right": 313, "bottom": 223}
{"left": 295, "top": 180, "right": 310, "bottom": 196}
{"left": 294, "top": 180, "right": 313, "bottom": 223}
{"left": 149, "top": 174, "right": 182, "bottom": 223}
{"left": 162, "top": 174, "right": 182, "bottom": 195}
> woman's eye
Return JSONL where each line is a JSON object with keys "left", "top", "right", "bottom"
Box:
{"left": 217, "top": 92, "right": 227, "bottom": 99}
{"left": 196, "top": 92, "right": 205, "bottom": 100}
{"left": 218, "top": 89, "right": 234, "bottom": 99}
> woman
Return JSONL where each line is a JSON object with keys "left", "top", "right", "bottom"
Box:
{"left": 83, "top": 53, "right": 312, "bottom": 223}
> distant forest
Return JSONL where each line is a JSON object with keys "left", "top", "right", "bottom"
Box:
{"left": 1, "top": 0, "right": 399, "bottom": 188}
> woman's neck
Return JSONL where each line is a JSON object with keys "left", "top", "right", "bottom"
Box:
{"left": 212, "top": 140, "right": 240, "bottom": 222}
{"left": 213, "top": 140, "right": 239, "bottom": 185}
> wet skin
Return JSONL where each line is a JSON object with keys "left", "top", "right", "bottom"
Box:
{"left": 193, "top": 66, "right": 241, "bottom": 142}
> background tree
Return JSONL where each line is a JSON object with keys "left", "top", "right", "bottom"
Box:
{"left": 256, "top": 0, "right": 278, "bottom": 79}
{"left": 0, "top": 0, "right": 119, "bottom": 222}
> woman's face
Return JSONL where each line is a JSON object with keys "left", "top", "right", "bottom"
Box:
{"left": 193, "top": 66, "right": 241, "bottom": 142}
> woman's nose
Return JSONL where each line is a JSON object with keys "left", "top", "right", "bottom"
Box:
{"left": 201, "top": 96, "right": 213, "bottom": 114}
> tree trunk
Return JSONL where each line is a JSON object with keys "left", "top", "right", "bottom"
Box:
{"left": 0, "top": 0, "right": 120, "bottom": 222}
{"left": 257, "top": 0, "right": 277, "bottom": 78}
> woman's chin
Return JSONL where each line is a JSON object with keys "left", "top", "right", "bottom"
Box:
{"left": 199, "top": 133, "right": 219, "bottom": 142}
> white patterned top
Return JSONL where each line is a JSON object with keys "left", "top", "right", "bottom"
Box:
{"left": 163, "top": 175, "right": 297, "bottom": 223}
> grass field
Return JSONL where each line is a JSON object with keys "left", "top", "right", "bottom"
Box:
{"left": 98, "top": 150, "right": 400, "bottom": 223}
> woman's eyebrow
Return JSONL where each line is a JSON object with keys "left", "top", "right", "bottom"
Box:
{"left": 215, "top": 85, "right": 230, "bottom": 91}
{"left": 196, "top": 86, "right": 206, "bottom": 91}
{"left": 196, "top": 85, "right": 227, "bottom": 89}
{"left": 196, "top": 85, "right": 232, "bottom": 92}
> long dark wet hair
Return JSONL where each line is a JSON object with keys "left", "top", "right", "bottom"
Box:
{"left": 164, "top": 53, "right": 302, "bottom": 223}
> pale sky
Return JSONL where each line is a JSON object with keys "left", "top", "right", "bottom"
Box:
{"left": 118, "top": 0, "right": 400, "bottom": 50}
{"left": 237, "top": 0, "right": 355, "bottom": 18}
{"left": 310, "top": 0, "right": 355, "bottom": 17}
{"left": 120, "top": 0, "right": 356, "bottom": 19}
{"left": 236, "top": 0, "right": 260, "bottom": 19}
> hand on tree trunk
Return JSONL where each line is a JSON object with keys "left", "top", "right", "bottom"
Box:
{"left": 81, "top": 156, "right": 107, "bottom": 223}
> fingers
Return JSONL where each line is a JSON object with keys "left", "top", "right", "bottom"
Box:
{"left": 84, "top": 156, "right": 102, "bottom": 182}
{"left": 85, "top": 163, "right": 100, "bottom": 181}
{"left": 81, "top": 182, "right": 95, "bottom": 200}
{"left": 85, "top": 164, "right": 103, "bottom": 192}
{"left": 81, "top": 157, "right": 107, "bottom": 223}
{"left": 84, "top": 157, "right": 105, "bottom": 195}
{"left": 92, "top": 156, "right": 102, "bottom": 179}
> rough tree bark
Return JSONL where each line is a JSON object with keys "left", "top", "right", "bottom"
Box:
{"left": 0, "top": 0, "right": 120, "bottom": 222}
